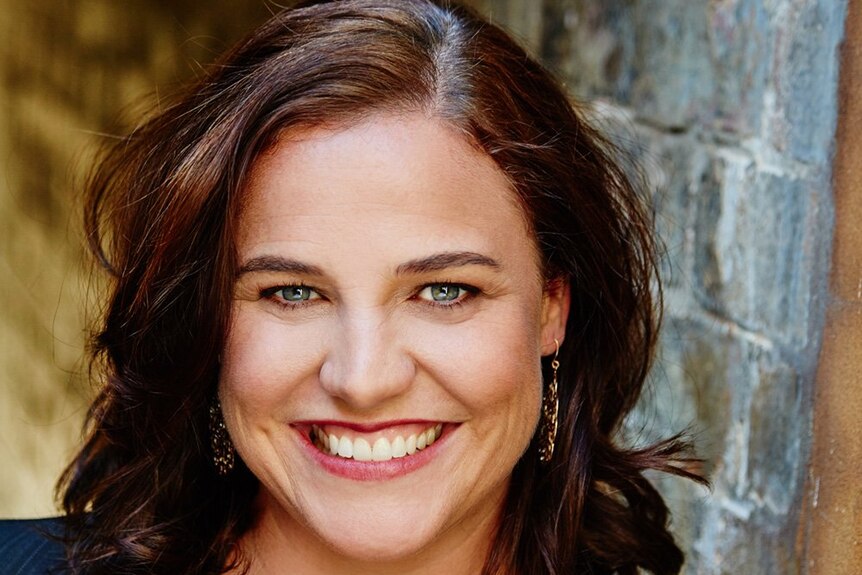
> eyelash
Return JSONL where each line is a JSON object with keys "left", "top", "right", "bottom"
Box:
{"left": 258, "top": 282, "right": 480, "bottom": 310}
{"left": 260, "top": 284, "right": 321, "bottom": 310}
{"left": 415, "top": 282, "right": 479, "bottom": 309}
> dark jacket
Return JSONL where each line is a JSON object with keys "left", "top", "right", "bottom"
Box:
{"left": 0, "top": 518, "right": 66, "bottom": 574}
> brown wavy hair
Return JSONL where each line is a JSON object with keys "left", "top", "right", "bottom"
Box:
{"left": 59, "top": 1, "right": 704, "bottom": 573}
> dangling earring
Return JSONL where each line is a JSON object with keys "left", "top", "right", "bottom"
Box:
{"left": 538, "top": 338, "right": 560, "bottom": 464}
{"left": 209, "top": 396, "right": 236, "bottom": 475}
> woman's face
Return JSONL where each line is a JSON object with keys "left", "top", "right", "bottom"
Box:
{"left": 220, "top": 113, "right": 568, "bottom": 571}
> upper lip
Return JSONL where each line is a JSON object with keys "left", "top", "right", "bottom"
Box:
{"left": 291, "top": 419, "right": 445, "bottom": 433}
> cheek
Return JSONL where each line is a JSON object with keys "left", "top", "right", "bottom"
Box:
{"left": 412, "top": 302, "right": 545, "bottom": 431}
{"left": 218, "top": 307, "right": 324, "bottom": 417}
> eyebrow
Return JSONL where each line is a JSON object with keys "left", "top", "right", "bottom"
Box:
{"left": 395, "top": 251, "right": 501, "bottom": 275}
{"left": 237, "top": 255, "right": 324, "bottom": 277}
{"left": 237, "top": 251, "right": 500, "bottom": 278}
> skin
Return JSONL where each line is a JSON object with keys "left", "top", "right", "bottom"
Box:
{"left": 220, "top": 112, "right": 569, "bottom": 575}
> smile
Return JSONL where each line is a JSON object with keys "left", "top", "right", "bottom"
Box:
{"left": 310, "top": 423, "right": 444, "bottom": 463}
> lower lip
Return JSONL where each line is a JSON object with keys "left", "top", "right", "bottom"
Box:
{"left": 297, "top": 425, "right": 455, "bottom": 481}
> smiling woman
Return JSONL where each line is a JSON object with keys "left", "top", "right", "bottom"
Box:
{"left": 0, "top": 1, "right": 703, "bottom": 574}
{"left": 221, "top": 115, "right": 564, "bottom": 570}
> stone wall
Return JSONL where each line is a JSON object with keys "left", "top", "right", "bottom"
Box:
{"left": 0, "top": 0, "right": 850, "bottom": 572}
{"left": 472, "top": 0, "right": 845, "bottom": 572}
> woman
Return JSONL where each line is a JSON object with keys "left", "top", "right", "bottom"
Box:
{"left": 0, "top": 0, "right": 702, "bottom": 573}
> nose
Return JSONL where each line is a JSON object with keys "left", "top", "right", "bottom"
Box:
{"left": 318, "top": 308, "right": 415, "bottom": 410}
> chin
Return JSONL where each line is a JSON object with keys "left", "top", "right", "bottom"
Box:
{"left": 325, "top": 526, "right": 436, "bottom": 562}
{"left": 313, "top": 498, "right": 451, "bottom": 558}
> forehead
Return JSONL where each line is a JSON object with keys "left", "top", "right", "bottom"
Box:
{"left": 237, "top": 113, "right": 538, "bottom": 272}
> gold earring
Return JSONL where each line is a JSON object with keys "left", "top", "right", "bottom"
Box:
{"left": 538, "top": 338, "right": 560, "bottom": 464}
{"left": 209, "top": 396, "right": 236, "bottom": 475}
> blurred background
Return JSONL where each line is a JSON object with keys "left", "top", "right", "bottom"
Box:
{"left": 0, "top": 1, "right": 858, "bottom": 573}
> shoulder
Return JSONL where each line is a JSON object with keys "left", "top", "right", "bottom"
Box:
{"left": 0, "top": 518, "right": 66, "bottom": 574}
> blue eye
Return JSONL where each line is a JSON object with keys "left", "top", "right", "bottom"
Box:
{"left": 418, "top": 284, "right": 473, "bottom": 304}
{"left": 274, "top": 286, "right": 319, "bottom": 303}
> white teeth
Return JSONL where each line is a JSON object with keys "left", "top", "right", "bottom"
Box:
{"left": 315, "top": 424, "right": 443, "bottom": 462}
{"left": 353, "top": 438, "right": 372, "bottom": 462}
{"left": 391, "top": 436, "right": 407, "bottom": 458}
{"left": 372, "top": 437, "right": 392, "bottom": 461}
{"left": 337, "top": 436, "right": 353, "bottom": 458}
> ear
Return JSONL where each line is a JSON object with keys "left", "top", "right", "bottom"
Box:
{"left": 540, "top": 277, "right": 570, "bottom": 356}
